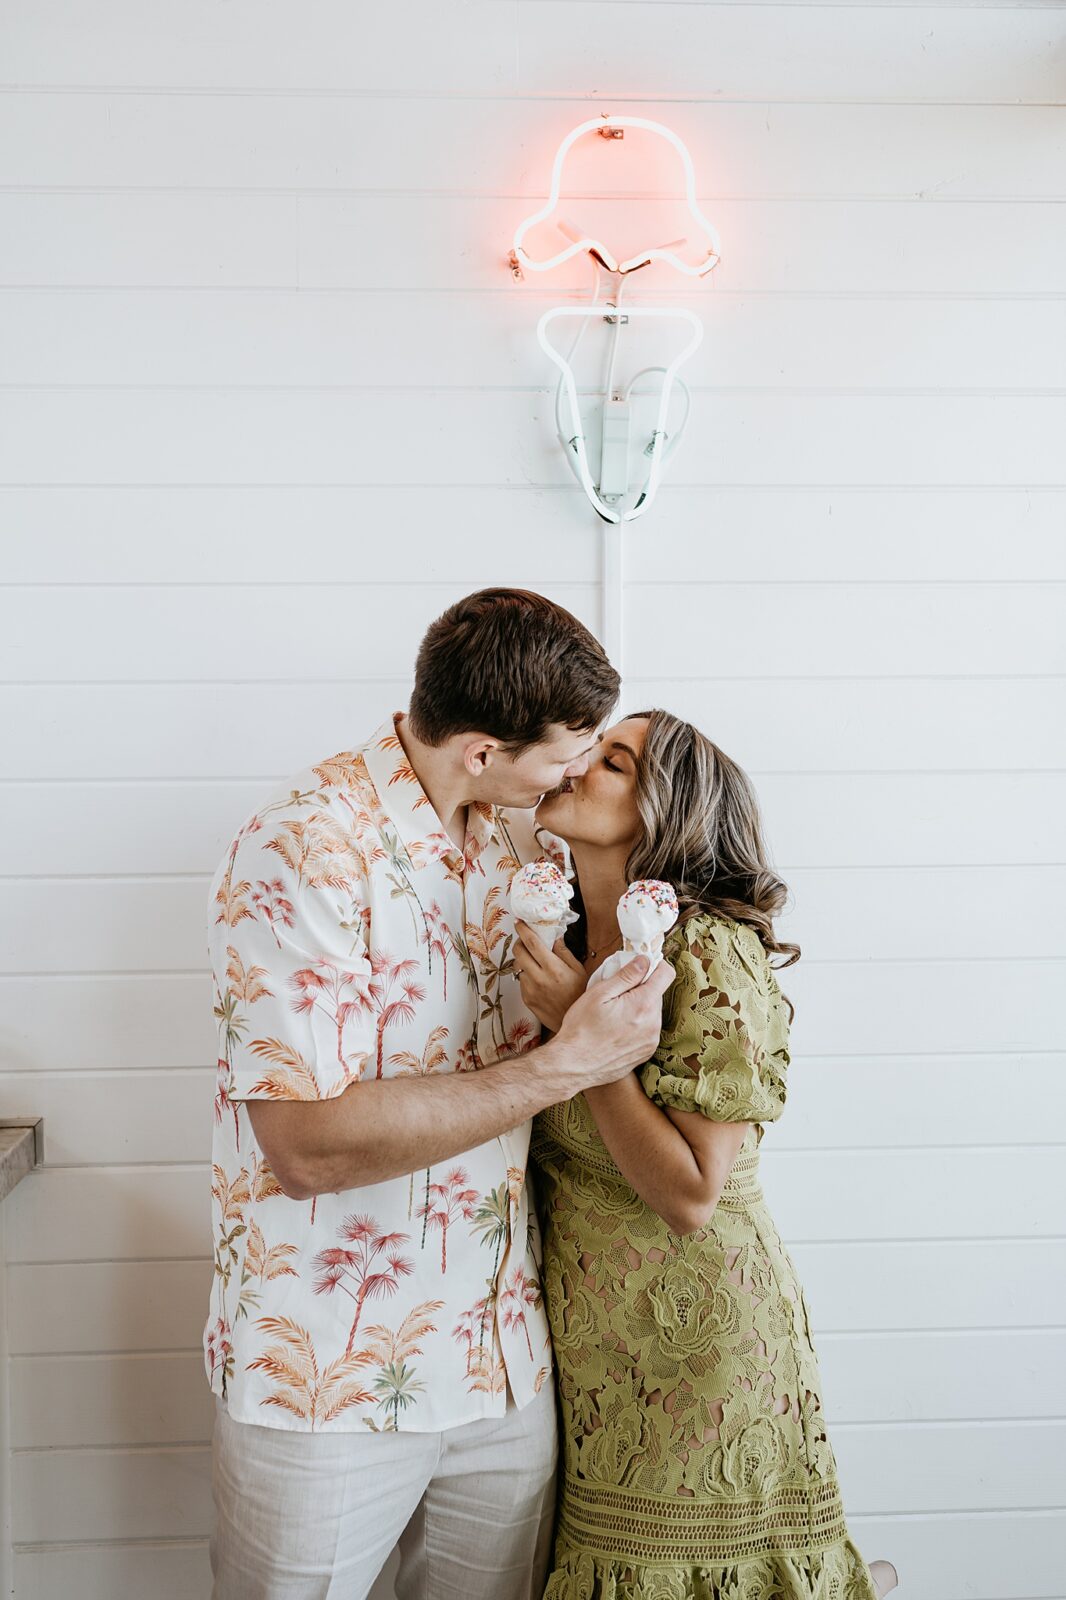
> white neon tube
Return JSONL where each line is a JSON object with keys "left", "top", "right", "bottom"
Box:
{"left": 537, "top": 305, "right": 704, "bottom": 524}
{"left": 514, "top": 117, "right": 721, "bottom": 279}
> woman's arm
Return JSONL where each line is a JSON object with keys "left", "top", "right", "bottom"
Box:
{"left": 514, "top": 921, "right": 751, "bottom": 1232}
{"left": 583, "top": 1074, "right": 750, "bottom": 1234}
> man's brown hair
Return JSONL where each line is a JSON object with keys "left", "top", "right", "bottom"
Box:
{"left": 407, "top": 588, "right": 619, "bottom": 754}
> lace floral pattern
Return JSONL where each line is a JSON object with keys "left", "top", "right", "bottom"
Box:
{"left": 531, "top": 914, "right": 878, "bottom": 1600}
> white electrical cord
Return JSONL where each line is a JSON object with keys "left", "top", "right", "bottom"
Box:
{"left": 624, "top": 365, "right": 693, "bottom": 468}
{"left": 602, "top": 519, "right": 624, "bottom": 683}
{"left": 553, "top": 261, "right": 602, "bottom": 460}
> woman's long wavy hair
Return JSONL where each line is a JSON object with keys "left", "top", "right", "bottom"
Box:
{"left": 564, "top": 708, "right": 800, "bottom": 990}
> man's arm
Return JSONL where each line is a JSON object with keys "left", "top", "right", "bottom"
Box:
{"left": 246, "top": 954, "right": 673, "bottom": 1198}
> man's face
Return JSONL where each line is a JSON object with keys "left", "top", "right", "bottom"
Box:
{"left": 472, "top": 723, "right": 600, "bottom": 811}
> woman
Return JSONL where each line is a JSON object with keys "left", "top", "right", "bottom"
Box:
{"left": 512, "top": 709, "right": 898, "bottom": 1600}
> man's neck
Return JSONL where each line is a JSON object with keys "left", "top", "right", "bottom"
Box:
{"left": 394, "top": 714, "right": 472, "bottom": 852}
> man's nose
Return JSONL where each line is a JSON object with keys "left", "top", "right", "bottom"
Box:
{"left": 564, "top": 756, "right": 590, "bottom": 778}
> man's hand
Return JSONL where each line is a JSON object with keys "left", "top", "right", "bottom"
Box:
{"left": 550, "top": 953, "right": 675, "bottom": 1090}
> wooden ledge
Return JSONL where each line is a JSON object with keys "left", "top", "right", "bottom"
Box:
{"left": 0, "top": 1119, "right": 43, "bottom": 1204}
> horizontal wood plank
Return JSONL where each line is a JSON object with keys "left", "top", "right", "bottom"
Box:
{"left": 3, "top": 390, "right": 1061, "bottom": 487}
{"left": 513, "top": 4, "right": 1066, "bottom": 104}
{"left": 4, "top": 291, "right": 1063, "bottom": 391}
{"left": 3, "top": 581, "right": 1062, "bottom": 682}
{"left": 7, "top": 1260, "right": 213, "bottom": 1354}
{"left": 13, "top": 1542, "right": 211, "bottom": 1600}
{"left": 5, "top": 3, "right": 1061, "bottom": 100}
{"left": 1, "top": 487, "right": 1063, "bottom": 585}
{"left": 0, "top": 1071, "right": 212, "bottom": 1166}
{"left": 0, "top": 98, "right": 1062, "bottom": 200}
{"left": 4, "top": 194, "right": 1064, "bottom": 293}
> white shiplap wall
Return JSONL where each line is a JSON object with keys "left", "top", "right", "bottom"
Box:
{"left": 1, "top": 4, "right": 1065, "bottom": 1598}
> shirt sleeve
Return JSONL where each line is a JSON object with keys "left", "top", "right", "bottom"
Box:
{"left": 639, "top": 914, "right": 790, "bottom": 1124}
{"left": 209, "top": 811, "right": 375, "bottom": 1103}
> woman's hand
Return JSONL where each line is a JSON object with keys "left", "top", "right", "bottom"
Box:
{"left": 512, "top": 920, "right": 588, "bottom": 1033}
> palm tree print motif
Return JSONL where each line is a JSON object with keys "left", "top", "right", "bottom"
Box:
{"left": 469, "top": 1182, "right": 510, "bottom": 1354}
{"left": 390, "top": 1023, "right": 449, "bottom": 1082}
{"left": 451, "top": 1304, "right": 482, "bottom": 1379}
{"left": 249, "top": 1150, "right": 283, "bottom": 1203}
{"left": 206, "top": 1315, "right": 234, "bottom": 1389}
{"left": 214, "top": 947, "right": 274, "bottom": 1149}
{"left": 422, "top": 903, "right": 453, "bottom": 1000}
{"left": 211, "top": 1164, "right": 250, "bottom": 1322}
{"left": 419, "top": 1167, "right": 479, "bottom": 1275}
{"left": 497, "top": 1016, "right": 539, "bottom": 1061}
{"left": 361, "top": 1301, "right": 444, "bottom": 1430}
{"left": 500, "top": 1264, "right": 541, "bottom": 1361}
{"left": 247, "top": 1316, "right": 375, "bottom": 1428}
{"left": 312, "top": 751, "right": 373, "bottom": 789}
{"left": 265, "top": 813, "right": 365, "bottom": 892}
{"left": 328, "top": 751, "right": 431, "bottom": 948}
{"left": 238, "top": 1218, "right": 299, "bottom": 1319}
{"left": 464, "top": 886, "right": 515, "bottom": 1053}
{"left": 213, "top": 788, "right": 323, "bottom": 930}
{"left": 469, "top": 1350, "right": 508, "bottom": 1396}
{"left": 390, "top": 1025, "right": 449, "bottom": 1221}
{"left": 251, "top": 879, "right": 295, "bottom": 949}
{"left": 312, "top": 1214, "right": 415, "bottom": 1357}
{"left": 289, "top": 957, "right": 373, "bottom": 1075}
{"left": 454, "top": 1038, "right": 481, "bottom": 1073}
{"left": 215, "top": 874, "right": 257, "bottom": 929}
{"left": 247, "top": 1038, "right": 325, "bottom": 1100}
{"left": 375, "top": 730, "right": 431, "bottom": 811}
{"left": 366, "top": 953, "right": 425, "bottom": 1078}
{"left": 379, "top": 823, "right": 430, "bottom": 946}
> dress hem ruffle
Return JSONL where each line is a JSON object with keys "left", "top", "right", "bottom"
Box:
{"left": 542, "top": 1536, "right": 882, "bottom": 1600}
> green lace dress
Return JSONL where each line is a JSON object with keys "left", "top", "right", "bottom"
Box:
{"left": 530, "top": 912, "right": 879, "bottom": 1600}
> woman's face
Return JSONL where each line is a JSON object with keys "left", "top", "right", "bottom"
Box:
{"left": 535, "top": 716, "right": 648, "bottom": 851}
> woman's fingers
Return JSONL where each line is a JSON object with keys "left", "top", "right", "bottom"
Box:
{"left": 553, "top": 942, "right": 586, "bottom": 975}
{"left": 515, "top": 920, "right": 552, "bottom": 968}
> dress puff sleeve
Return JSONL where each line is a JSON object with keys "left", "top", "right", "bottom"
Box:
{"left": 639, "top": 912, "right": 790, "bottom": 1124}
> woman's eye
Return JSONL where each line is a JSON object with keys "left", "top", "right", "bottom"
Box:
{"left": 604, "top": 758, "right": 622, "bottom": 773}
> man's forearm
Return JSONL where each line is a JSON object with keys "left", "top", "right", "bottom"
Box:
{"left": 286, "top": 1039, "right": 586, "bottom": 1197}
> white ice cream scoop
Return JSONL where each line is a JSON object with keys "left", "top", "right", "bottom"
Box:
{"left": 587, "top": 879, "right": 679, "bottom": 987}
{"left": 510, "top": 859, "right": 579, "bottom": 948}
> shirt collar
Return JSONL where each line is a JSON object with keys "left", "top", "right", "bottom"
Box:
{"left": 360, "top": 712, "right": 499, "bottom": 874}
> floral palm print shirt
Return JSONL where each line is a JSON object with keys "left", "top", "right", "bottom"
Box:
{"left": 205, "top": 712, "right": 559, "bottom": 1432}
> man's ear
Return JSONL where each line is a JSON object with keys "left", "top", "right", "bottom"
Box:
{"left": 459, "top": 735, "right": 500, "bottom": 777}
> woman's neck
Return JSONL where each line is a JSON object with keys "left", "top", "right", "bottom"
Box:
{"left": 568, "top": 841, "right": 630, "bottom": 949}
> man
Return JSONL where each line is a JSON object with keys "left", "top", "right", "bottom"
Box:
{"left": 206, "top": 588, "right": 673, "bottom": 1600}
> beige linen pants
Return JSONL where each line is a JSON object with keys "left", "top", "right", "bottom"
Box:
{"left": 210, "top": 1384, "right": 557, "bottom": 1600}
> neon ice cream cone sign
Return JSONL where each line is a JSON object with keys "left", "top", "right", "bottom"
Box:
{"left": 510, "top": 114, "right": 721, "bottom": 524}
